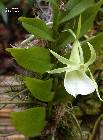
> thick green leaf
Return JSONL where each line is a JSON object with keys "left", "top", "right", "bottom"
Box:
{"left": 46, "top": 0, "right": 61, "bottom": 35}
{"left": 11, "top": 107, "right": 46, "bottom": 137}
{"left": 6, "top": 47, "right": 53, "bottom": 73}
{"left": 0, "top": 2, "right": 8, "bottom": 23}
{"left": 25, "top": 77, "right": 54, "bottom": 102}
{"left": 59, "top": 0, "right": 94, "bottom": 24}
{"left": 56, "top": 0, "right": 102, "bottom": 48}
{"left": 19, "top": 17, "right": 54, "bottom": 41}
{"left": 65, "top": 0, "right": 81, "bottom": 11}
{"left": 80, "top": 1, "right": 103, "bottom": 37}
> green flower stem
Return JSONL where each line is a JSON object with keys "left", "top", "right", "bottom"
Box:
{"left": 88, "top": 114, "right": 103, "bottom": 140}
{"left": 70, "top": 112, "right": 83, "bottom": 140}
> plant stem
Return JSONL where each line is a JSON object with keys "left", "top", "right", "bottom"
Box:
{"left": 71, "top": 112, "right": 83, "bottom": 140}
{"left": 0, "top": 101, "right": 35, "bottom": 104}
{"left": 88, "top": 114, "right": 103, "bottom": 140}
{"left": 21, "top": 35, "right": 35, "bottom": 46}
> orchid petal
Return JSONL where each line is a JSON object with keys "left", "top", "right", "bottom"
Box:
{"left": 49, "top": 49, "right": 71, "bottom": 65}
{"left": 68, "top": 30, "right": 81, "bottom": 64}
{"left": 96, "top": 86, "right": 103, "bottom": 102}
{"left": 69, "top": 40, "right": 81, "bottom": 64}
{"left": 88, "top": 68, "right": 103, "bottom": 101}
{"left": 47, "top": 67, "right": 68, "bottom": 74}
{"left": 68, "top": 29, "right": 76, "bottom": 39}
{"left": 64, "top": 70, "right": 96, "bottom": 97}
{"left": 85, "top": 42, "right": 96, "bottom": 68}
{"left": 47, "top": 66, "right": 78, "bottom": 74}
{"left": 77, "top": 40, "right": 84, "bottom": 63}
{"left": 76, "top": 38, "right": 84, "bottom": 64}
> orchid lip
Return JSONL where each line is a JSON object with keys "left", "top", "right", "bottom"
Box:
{"left": 64, "top": 70, "right": 96, "bottom": 97}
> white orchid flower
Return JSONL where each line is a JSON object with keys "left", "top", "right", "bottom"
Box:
{"left": 47, "top": 29, "right": 102, "bottom": 101}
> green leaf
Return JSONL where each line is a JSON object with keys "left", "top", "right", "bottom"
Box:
{"left": 0, "top": 2, "right": 8, "bottom": 23}
{"left": 47, "top": 0, "right": 60, "bottom": 34}
{"left": 6, "top": 47, "right": 53, "bottom": 73}
{"left": 80, "top": 1, "right": 103, "bottom": 37}
{"left": 56, "top": 0, "right": 102, "bottom": 48}
{"left": 25, "top": 77, "right": 54, "bottom": 102}
{"left": 11, "top": 107, "right": 46, "bottom": 137}
{"left": 65, "top": 0, "right": 81, "bottom": 11}
{"left": 19, "top": 17, "right": 54, "bottom": 41}
{"left": 59, "top": 0, "right": 94, "bottom": 24}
